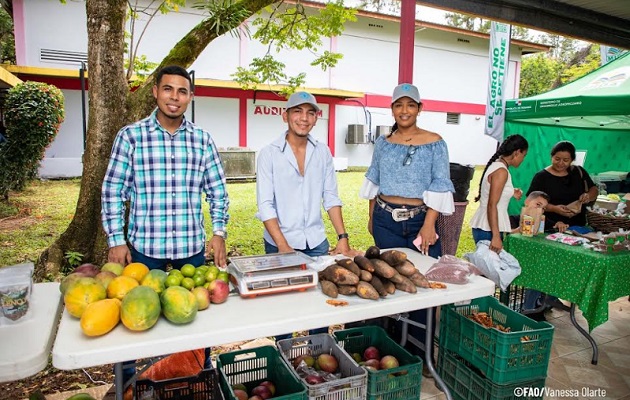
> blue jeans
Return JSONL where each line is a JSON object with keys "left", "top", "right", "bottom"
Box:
{"left": 265, "top": 238, "right": 330, "bottom": 340}
{"left": 130, "top": 247, "right": 206, "bottom": 270}
{"left": 372, "top": 199, "right": 441, "bottom": 361}
{"left": 264, "top": 238, "right": 330, "bottom": 257}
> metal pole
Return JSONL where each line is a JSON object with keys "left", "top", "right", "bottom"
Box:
{"left": 79, "top": 62, "right": 87, "bottom": 149}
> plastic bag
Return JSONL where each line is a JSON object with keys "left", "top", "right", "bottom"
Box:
{"left": 463, "top": 241, "right": 521, "bottom": 291}
{"left": 425, "top": 255, "right": 481, "bottom": 284}
{"left": 0, "top": 262, "right": 34, "bottom": 325}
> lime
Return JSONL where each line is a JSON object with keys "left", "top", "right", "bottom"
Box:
{"left": 181, "top": 277, "right": 195, "bottom": 290}
{"left": 207, "top": 265, "right": 220, "bottom": 275}
{"left": 204, "top": 268, "right": 219, "bottom": 283}
{"left": 192, "top": 274, "right": 206, "bottom": 287}
{"left": 169, "top": 269, "right": 183, "bottom": 278}
{"left": 165, "top": 274, "right": 182, "bottom": 287}
{"left": 196, "top": 265, "right": 209, "bottom": 275}
{"left": 181, "top": 264, "right": 196, "bottom": 278}
{"left": 217, "top": 271, "right": 229, "bottom": 283}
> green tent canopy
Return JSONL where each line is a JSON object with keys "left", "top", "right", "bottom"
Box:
{"left": 504, "top": 52, "right": 630, "bottom": 215}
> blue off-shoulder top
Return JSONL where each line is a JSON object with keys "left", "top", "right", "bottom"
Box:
{"left": 365, "top": 135, "right": 454, "bottom": 199}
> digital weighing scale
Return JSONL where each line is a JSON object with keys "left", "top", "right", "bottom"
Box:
{"left": 227, "top": 252, "right": 319, "bottom": 298}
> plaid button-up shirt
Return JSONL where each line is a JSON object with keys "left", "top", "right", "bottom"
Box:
{"left": 101, "top": 110, "right": 229, "bottom": 259}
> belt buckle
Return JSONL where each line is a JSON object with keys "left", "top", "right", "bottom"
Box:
{"left": 392, "top": 208, "right": 410, "bottom": 222}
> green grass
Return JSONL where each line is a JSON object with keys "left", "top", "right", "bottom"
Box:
{"left": 0, "top": 168, "right": 483, "bottom": 267}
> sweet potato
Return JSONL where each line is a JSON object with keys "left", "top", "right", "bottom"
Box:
{"left": 365, "top": 246, "right": 381, "bottom": 259}
{"left": 383, "top": 280, "right": 396, "bottom": 294}
{"left": 379, "top": 250, "right": 408, "bottom": 265}
{"left": 394, "top": 276, "right": 417, "bottom": 293}
{"left": 409, "top": 271, "right": 430, "bottom": 288}
{"left": 369, "top": 275, "right": 388, "bottom": 297}
{"left": 394, "top": 260, "right": 418, "bottom": 277}
{"left": 356, "top": 281, "right": 380, "bottom": 300}
{"left": 389, "top": 272, "right": 405, "bottom": 284}
{"left": 322, "top": 265, "right": 360, "bottom": 286}
{"left": 320, "top": 280, "right": 339, "bottom": 298}
{"left": 370, "top": 259, "right": 397, "bottom": 279}
{"left": 336, "top": 259, "right": 362, "bottom": 277}
{"left": 337, "top": 285, "right": 357, "bottom": 295}
{"left": 354, "top": 255, "right": 375, "bottom": 273}
{"left": 359, "top": 270, "right": 373, "bottom": 282}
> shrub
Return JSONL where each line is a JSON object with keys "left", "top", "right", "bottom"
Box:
{"left": 0, "top": 81, "right": 64, "bottom": 199}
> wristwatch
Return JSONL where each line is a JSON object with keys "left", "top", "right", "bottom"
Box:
{"left": 337, "top": 233, "right": 349, "bottom": 241}
{"left": 213, "top": 230, "right": 227, "bottom": 240}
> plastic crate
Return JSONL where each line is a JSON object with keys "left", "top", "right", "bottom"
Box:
{"left": 333, "top": 326, "right": 423, "bottom": 400}
{"left": 439, "top": 296, "right": 554, "bottom": 384}
{"left": 217, "top": 346, "right": 307, "bottom": 400}
{"left": 494, "top": 284, "right": 525, "bottom": 313}
{"left": 438, "top": 349, "right": 545, "bottom": 400}
{"left": 277, "top": 334, "right": 367, "bottom": 400}
{"left": 135, "top": 367, "right": 224, "bottom": 400}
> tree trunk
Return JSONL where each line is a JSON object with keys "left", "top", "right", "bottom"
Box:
{"left": 37, "top": 0, "right": 129, "bottom": 280}
{"left": 36, "top": 0, "right": 276, "bottom": 280}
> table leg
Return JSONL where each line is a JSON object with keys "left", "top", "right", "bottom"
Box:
{"left": 113, "top": 362, "right": 124, "bottom": 400}
{"left": 568, "top": 303, "right": 598, "bottom": 364}
{"left": 424, "top": 307, "right": 453, "bottom": 400}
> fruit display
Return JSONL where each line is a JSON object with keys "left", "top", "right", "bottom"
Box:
{"left": 59, "top": 261, "right": 231, "bottom": 337}
{"left": 292, "top": 352, "right": 341, "bottom": 385}
{"left": 232, "top": 380, "right": 277, "bottom": 400}
{"left": 354, "top": 347, "right": 400, "bottom": 372}
{"left": 319, "top": 246, "right": 443, "bottom": 301}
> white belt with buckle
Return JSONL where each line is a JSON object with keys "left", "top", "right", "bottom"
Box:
{"left": 376, "top": 196, "right": 426, "bottom": 222}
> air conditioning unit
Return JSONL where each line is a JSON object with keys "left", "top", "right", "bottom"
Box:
{"left": 346, "top": 124, "right": 368, "bottom": 144}
{"left": 375, "top": 125, "right": 391, "bottom": 140}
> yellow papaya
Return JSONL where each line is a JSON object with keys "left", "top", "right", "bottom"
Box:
{"left": 80, "top": 298, "right": 121, "bottom": 337}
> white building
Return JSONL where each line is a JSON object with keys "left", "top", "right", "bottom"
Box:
{"left": 4, "top": 0, "right": 548, "bottom": 178}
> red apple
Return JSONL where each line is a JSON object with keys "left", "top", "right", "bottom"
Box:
{"left": 208, "top": 279, "right": 229, "bottom": 304}
{"left": 251, "top": 385, "right": 272, "bottom": 400}
{"left": 317, "top": 354, "right": 338, "bottom": 373}
{"left": 304, "top": 374, "right": 325, "bottom": 385}
{"left": 259, "top": 381, "right": 276, "bottom": 396}
{"left": 379, "top": 355, "right": 399, "bottom": 370}
{"left": 363, "top": 346, "right": 380, "bottom": 361}
{"left": 234, "top": 389, "right": 248, "bottom": 400}
{"left": 364, "top": 359, "right": 380, "bottom": 370}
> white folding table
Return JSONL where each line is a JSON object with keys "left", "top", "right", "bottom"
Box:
{"left": 52, "top": 249, "right": 495, "bottom": 400}
{"left": 0, "top": 282, "right": 63, "bottom": 383}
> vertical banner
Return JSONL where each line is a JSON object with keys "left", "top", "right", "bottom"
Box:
{"left": 484, "top": 22, "right": 511, "bottom": 141}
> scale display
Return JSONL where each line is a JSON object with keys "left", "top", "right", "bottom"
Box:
{"left": 227, "top": 252, "right": 319, "bottom": 298}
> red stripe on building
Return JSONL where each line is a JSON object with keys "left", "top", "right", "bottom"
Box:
{"left": 339, "top": 94, "right": 485, "bottom": 115}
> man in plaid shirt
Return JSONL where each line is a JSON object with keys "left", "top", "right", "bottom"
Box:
{"left": 102, "top": 65, "right": 229, "bottom": 270}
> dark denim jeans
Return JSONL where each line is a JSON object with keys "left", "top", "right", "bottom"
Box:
{"left": 130, "top": 247, "right": 206, "bottom": 271}
{"left": 372, "top": 199, "right": 441, "bottom": 361}
{"left": 265, "top": 238, "right": 330, "bottom": 340}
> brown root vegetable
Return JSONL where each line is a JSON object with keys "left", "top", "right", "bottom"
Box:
{"left": 369, "top": 275, "right": 388, "bottom": 297}
{"left": 364, "top": 246, "right": 381, "bottom": 259}
{"left": 370, "top": 259, "right": 397, "bottom": 279}
{"left": 394, "top": 260, "right": 418, "bottom": 277}
{"left": 354, "top": 256, "right": 375, "bottom": 273}
{"left": 409, "top": 271, "right": 430, "bottom": 288}
{"left": 320, "top": 281, "right": 339, "bottom": 298}
{"left": 356, "top": 281, "right": 380, "bottom": 300}
{"left": 359, "top": 270, "right": 373, "bottom": 282}
{"left": 337, "top": 285, "right": 358, "bottom": 295}
{"left": 394, "top": 276, "right": 417, "bottom": 293}
{"left": 379, "top": 250, "right": 408, "bottom": 265}
{"left": 388, "top": 272, "right": 405, "bottom": 284}
{"left": 322, "top": 265, "right": 360, "bottom": 286}
{"left": 383, "top": 280, "right": 396, "bottom": 294}
{"left": 336, "top": 259, "right": 362, "bottom": 277}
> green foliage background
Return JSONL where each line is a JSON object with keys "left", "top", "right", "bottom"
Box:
{"left": 0, "top": 82, "right": 65, "bottom": 199}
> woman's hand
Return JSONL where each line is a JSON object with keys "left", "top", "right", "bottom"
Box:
{"left": 554, "top": 221, "right": 569, "bottom": 232}
{"left": 418, "top": 224, "right": 438, "bottom": 255}
{"left": 513, "top": 188, "right": 523, "bottom": 200}
{"left": 555, "top": 205, "right": 578, "bottom": 218}
{"left": 489, "top": 235, "right": 503, "bottom": 254}
{"left": 579, "top": 193, "right": 591, "bottom": 203}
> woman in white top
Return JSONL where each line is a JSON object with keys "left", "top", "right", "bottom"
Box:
{"left": 470, "top": 134, "right": 529, "bottom": 253}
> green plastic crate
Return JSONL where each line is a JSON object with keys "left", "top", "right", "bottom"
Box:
{"left": 439, "top": 296, "right": 554, "bottom": 384}
{"left": 217, "top": 345, "right": 307, "bottom": 400}
{"left": 438, "top": 349, "right": 545, "bottom": 400}
{"left": 333, "top": 326, "right": 423, "bottom": 400}
{"left": 277, "top": 334, "right": 367, "bottom": 400}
